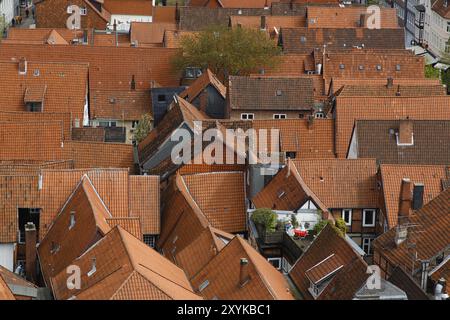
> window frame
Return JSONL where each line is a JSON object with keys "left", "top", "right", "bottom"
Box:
{"left": 341, "top": 209, "right": 352, "bottom": 226}
{"left": 273, "top": 114, "right": 286, "bottom": 119}
{"left": 240, "top": 113, "right": 254, "bottom": 120}
{"left": 362, "top": 238, "right": 373, "bottom": 255}
{"left": 267, "top": 257, "right": 282, "bottom": 270}
{"left": 362, "top": 209, "right": 376, "bottom": 227}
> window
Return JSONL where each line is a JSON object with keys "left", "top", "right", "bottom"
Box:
{"left": 268, "top": 258, "right": 282, "bottom": 270}
{"left": 376, "top": 65, "right": 382, "bottom": 71}
{"left": 341, "top": 209, "right": 352, "bottom": 226}
{"left": 143, "top": 235, "right": 156, "bottom": 248}
{"left": 18, "top": 208, "right": 40, "bottom": 243}
{"left": 339, "top": 64, "right": 345, "bottom": 70}
{"left": 300, "top": 36, "right": 307, "bottom": 43}
{"left": 362, "top": 238, "right": 373, "bottom": 255}
{"left": 185, "top": 67, "right": 202, "bottom": 79}
{"left": 447, "top": 22, "right": 450, "bottom": 33}
{"left": 276, "top": 89, "right": 283, "bottom": 96}
{"left": 98, "top": 120, "right": 117, "bottom": 128}
{"left": 80, "top": 7, "right": 87, "bottom": 16}
{"left": 131, "top": 120, "right": 139, "bottom": 129}
{"left": 69, "top": 211, "right": 76, "bottom": 230}
{"left": 299, "top": 113, "right": 304, "bottom": 119}
{"left": 285, "top": 151, "right": 296, "bottom": 159}
{"left": 87, "top": 258, "right": 96, "bottom": 277}
{"left": 198, "top": 280, "right": 210, "bottom": 292}
{"left": 315, "top": 112, "right": 325, "bottom": 119}
{"left": 26, "top": 102, "right": 42, "bottom": 112}
{"left": 157, "top": 94, "right": 166, "bottom": 103}
{"left": 395, "top": 64, "right": 401, "bottom": 71}
{"left": 240, "top": 113, "right": 254, "bottom": 120}
{"left": 362, "top": 209, "right": 376, "bottom": 227}
{"left": 358, "top": 65, "right": 364, "bottom": 70}
{"left": 273, "top": 114, "right": 286, "bottom": 119}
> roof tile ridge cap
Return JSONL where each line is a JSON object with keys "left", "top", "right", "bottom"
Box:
{"left": 82, "top": 173, "right": 113, "bottom": 219}
{"left": 175, "top": 173, "right": 209, "bottom": 227}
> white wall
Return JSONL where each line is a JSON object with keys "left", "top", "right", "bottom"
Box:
{"left": 0, "top": 243, "right": 15, "bottom": 272}
{"left": 109, "top": 14, "right": 152, "bottom": 32}
{"left": 0, "top": 0, "right": 16, "bottom": 26}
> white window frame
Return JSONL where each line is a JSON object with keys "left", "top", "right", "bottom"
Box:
{"left": 240, "top": 113, "right": 254, "bottom": 120}
{"left": 273, "top": 114, "right": 286, "bottom": 119}
{"left": 362, "top": 209, "right": 376, "bottom": 227}
{"left": 267, "top": 257, "right": 282, "bottom": 270}
{"left": 341, "top": 209, "right": 352, "bottom": 226}
{"left": 80, "top": 7, "right": 87, "bottom": 16}
{"left": 362, "top": 238, "right": 373, "bottom": 255}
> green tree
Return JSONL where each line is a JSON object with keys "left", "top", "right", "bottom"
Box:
{"left": 134, "top": 113, "right": 153, "bottom": 144}
{"left": 291, "top": 214, "right": 299, "bottom": 229}
{"left": 251, "top": 208, "right": 278, "bottom": 232}
{"left": 171, "top": 25, "right": 281, "bottom": 79}
{"left": 313, "top": 219, "right": 331, "bottom": 235}
{"left": 313, "top": 219, "right": 346, "bottom": 237}
{"left": 334, "top": 217, "right": 347, "bottom": 236}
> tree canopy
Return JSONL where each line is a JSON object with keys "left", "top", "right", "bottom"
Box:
{"left": 171, "top": 25, "right": 281, "bottom": 79}
{"left": 134, "top": 113, "right": 153, "bottom": 144}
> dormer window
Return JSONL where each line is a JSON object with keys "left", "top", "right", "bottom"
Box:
{"left": 305, "top": 254, "right": 344, "bottom": 299}
{"left": 24, "top": 85, "right": 46, "bottom": 112}
{"left": 395, "top": 64, "right": 401, "bottom": 71}
{"left": 376, "top": 65, "right": 382, "bottom": 71}
{"left": 358, "top": 65, "right": 364, "bottom": 71}
{"left": 339, "top": 64, "right": 345, "bottom": 70}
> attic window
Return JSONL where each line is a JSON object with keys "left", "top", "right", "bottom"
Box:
{"left": 358, "top": 65, "right": 364, "bottom": 71}
{"left": 87, "top": 258, "right": 96, "bottom": 277}
{"left": 198, "top": 280, "right": 210, "bottom": 292}
{"left": 276, "top": 90, "right": 283, "bottom": 96}
{"left": 395, "top": 64, "right": 401, "bottom": 71}
{"left": 339, "top": 64, "right": 345, "bottom": 70}
{"left": 376, "top": 65, "right": 382, "bottom": 71}
{"left": 33, "top": 69, "right": 40, "bottom": 77}
{"left": 300, "top": 36, "right": 307, "bottom": 43}
{"left": 277, "top": 189, "right": 286, "bottom": 198}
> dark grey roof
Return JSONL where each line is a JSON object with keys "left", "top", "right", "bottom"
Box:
{"left": 388, "top": 267, "right": 430, "bottom": 300}
{"left": 228, "top": 76, "right": 314, "bottom": 111}
{"left": 353, "top": 120, "right": 450, "bottom": 165}
{"left": 353, "top": 279, "right": 408, "bottom": 300}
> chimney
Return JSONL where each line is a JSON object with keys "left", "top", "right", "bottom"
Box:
{"left": 398, "top": 119, "right": 414, "bottom": 145}
{"left": 412, "top": 183, "right": 424, "bottom": 210}
{"left": 25, "top": 222, "right": 37, "bottom": 283}
{"left": 113, "top": 20, "right": 117, "bottom": 32}
{"left": 260, "top": 16, "right": 266, "bottom": 30}
{"left": 131, "top": 75, "right": 136, "bottom": 90}
{"left": 18, "top": 57, "right": 28, "bottom": 75}
{"left": 386, "top": 77, "right": 394, "bottom": 88}
{"left": 398, "top": 178, "right": 412, "bottom": 221}
{"left": 359, "top": 14, "right": 366, "bottom": 27}
{"left": 239, "top": 258, "right": 250, "bottom": 287}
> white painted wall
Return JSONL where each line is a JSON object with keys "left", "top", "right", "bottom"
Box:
{"left": 0, "top": 243, "right": 15, "bottom": 272}
{"left": 421, "top": 0, "right": 450, "bottom": 58}
{"left": 109, "top": 14, "right": 152, "bottom": 32}
{"left": 0, "top": 0, "right": 16, "bottom": 26}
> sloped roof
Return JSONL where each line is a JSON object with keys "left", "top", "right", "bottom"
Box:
{"left": 252, "top": 119, "right": 335, "bottom": 157}
{"left": 163, "top": 30, "right": 198, "bottom": 48}
{"left": 432, "top": 0, "right": 450, "bottom": 19}
{"left": 191, "top": 236, "right": 294, "bottom": 300}
{"left": 373, "top": 188, "right": 450, "bottom": 274}
{"left": 387, "top": 266, "right": 429, "bottom": 300}
{"left": 229, "top": 76, "right": 314, "bottom": 111}
{"left": 338, "top": 83, "right": 446, "bottom": 97}
{"left": 379, "top": 164, "right": 448, "bottom": 228}
{"left": 353, "top": 120, "right": 450, "bottom": 165}
{"left": 103, "top": 0, "right": 153, "bottom": 15}
{"left": 0, "top": 274, "right": 14, "bottom": 300}
{"left": 130, "top": 22, "right": 177, "bottom": 45}
{"left": 50, "top": 226, "right": 201, "bottom": 300}
{"left": 292, "top": 159, "right": 379, "bottom": 209}
{"left": 90, "top": 89, "right": 152, "bottom": 120}
{"left": 182, "top": 171, "right": 247, "bottom": 233}
{"left": 289, "top": 224, "right": 368, "bottom": 300}
{"left": 280, "top": 28, "right": 405, "bottom": 54}
{"left": 306, "top": 6, "right": 399, "bottom": 28}
{"left": 334, "top": 96, "right": 450, "bottom": 157}
{"left": 180, "top": 69, "right": 227, "bottom": 102}
{"left": 0, "top": 60, "right": 88, "bottom": 122}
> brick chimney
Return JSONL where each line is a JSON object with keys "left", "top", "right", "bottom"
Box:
{"left": 239, "top": 258, "right": 250, "bottom": 287}
{"left": 25, "top": 222, "right": 37, "bottom": 283}
{"left": 398, "top": 119, "right": 414, "bottom": 145}
{"left": 398, "top": 178, "right": 412, "bottom": 221}
{"left": 18, "top": 57, "right": 28, "bottom": 75}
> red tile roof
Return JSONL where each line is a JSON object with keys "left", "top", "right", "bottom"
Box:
{"left": 180, "top": 69, "right": 226, "bottom": 102}
{"left": 191, "top": 236, "right": 294, "bottom": 300}
{"left": 50, "top": 226, "right": 201, "bottom": 300}
{"left": 103, "top": 0, "right": 153, "bottom": 15}
{"left": 289, "top": 224, "right": 368, "bottom": 299}
{"left": 0, "top": 274, "right": 15, "bottom": 300}
{"left": 379, "top": 164, "right": 448, "bottom": 228}
{"left": 373, "top": 187, "right": 450, "bottom": 275}
{"left": 130, "top": 22, "right": 177, "bottom": 46}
